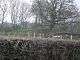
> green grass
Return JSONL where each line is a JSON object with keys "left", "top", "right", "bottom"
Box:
{"left": 0, "top": 27, "right": 33, "bottom": 37}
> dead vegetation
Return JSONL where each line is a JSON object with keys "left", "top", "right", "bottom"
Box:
{"left": 0, "top": 37, "right": 79, "bottom": 60}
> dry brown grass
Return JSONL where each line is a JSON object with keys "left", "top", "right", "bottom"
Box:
{"left": 0, "top": 35, "right": 79, "bottom": 60}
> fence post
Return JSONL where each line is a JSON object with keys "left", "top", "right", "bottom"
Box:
{"left": 39, "top": 33, "right": 42, "bottom": 38}
{"left": 33, "top": 32, "right": 36, "bottom": 38}
{"left": 70, "top": 35, "right": 72, "bottom": 40}
{"left": 60, "top": 35, "right": 62, "bottom": 40}
{"left": 42, "top": 33, "right": 44, "bottom": 38}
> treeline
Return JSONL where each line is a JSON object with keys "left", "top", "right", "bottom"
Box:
{"left": 0, "top": 0, "right": 80, "bottom": 36}
{"left": 0, "top": 0, "right": 31, "bottom": 35}
{"left": 31, "top": 0, "right": 80, "bottom": 34}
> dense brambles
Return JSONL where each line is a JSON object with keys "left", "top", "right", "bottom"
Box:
{"left": 0, "top": 39, "right": 80, "bottom": 60}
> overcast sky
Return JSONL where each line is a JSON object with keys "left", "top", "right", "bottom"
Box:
{"left": 26, "top": 0, "right": 80, "bottom": 9}
{"left": 6, "top": 0, "right": 80, "bottom": 23}
{"left": 75, "top": 0, "right": 80, "bottom": 9}
{"left": 22, "top": 0, "right": 33, "bottom": 5}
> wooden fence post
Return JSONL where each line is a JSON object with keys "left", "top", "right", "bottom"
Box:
{"left": 33, "top": 32, "right": 36, "bottom": 38}
{"left": 39, "top": 33, "right": 42, "bottom": 38}
{"left": 70, "top": 35, "right": 72, "bottom": 40}
{"left": 60, "top": 35, "right": 62, "bottom": 39}
{"left": 42, "top": 33, "right": 44, "bottom": 38}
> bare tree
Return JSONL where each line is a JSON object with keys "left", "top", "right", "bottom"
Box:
{"left": 9, "top": 0, "right": 20, "bottom": 28}
{"left": 0, "top": 0, "right": 8, "bottom": 26}
{"left": 19, "top": 2, "right": 30, "bottom": 28}
{"left": 31, "top": 0, "right": 78, "bottom": 33}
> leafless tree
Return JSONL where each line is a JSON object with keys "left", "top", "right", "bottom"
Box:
{"left": 9, "top": 0, "right": 20, "bottom": 28}
{"left": 31, "top": 0, "right": 78, "bottom": 33}
{"left": 19, "top": 2, "right": 30, "bottom": 27}
{"left": 0, "top": 0, "right": 8, "bottom": 26}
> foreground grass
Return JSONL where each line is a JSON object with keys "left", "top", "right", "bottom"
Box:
{"left": 0, "top": 37, "right": 79, "bottom": 60}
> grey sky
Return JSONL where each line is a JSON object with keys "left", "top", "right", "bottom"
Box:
{"left": 22, "top": 0, "right": 33, "bottom": 5}
{"left": 26, "top": 0, "right": 80, "bottom": 9}
{"left": 5, "top": 0, "right": 80, "bottom": 23}
{"left": 75, "top": 0, "right": 80, "bottom": 9}
{"left": 25, "top": 0, "right": 80, "bottom": 6}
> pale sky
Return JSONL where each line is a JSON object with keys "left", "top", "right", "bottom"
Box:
{"left": 75, "top": 0, "right": 80, "bottom": 10}
{"left": 5, "top": 0, "right": 80, "bottom": 23}
{"left": 6, "top": 0, "right": 35, "bottom": 23}
{"left": 25, "top": 0, "right": 80, "bottom": 8}
{"left": 21, "top": 0, "right": 35, "bottom": 23}
{"left": 22, "top": 0, "right": 33, "bottom": 5}
{"left": 25, "top": 0, "right": 80, "bottom": 10}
